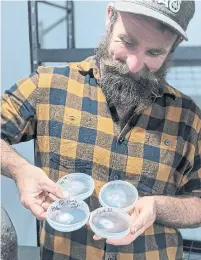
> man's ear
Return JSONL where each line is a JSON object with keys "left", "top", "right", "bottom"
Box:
{"left": 170, "top": 36, "right": 183, "bottom": 53}
{"left": 106, "top": 3, "right": 115, "bottom": 31}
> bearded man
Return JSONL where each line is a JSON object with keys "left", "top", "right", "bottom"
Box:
{"left": 1, "top": 1, "right": 201, "bottom": 259}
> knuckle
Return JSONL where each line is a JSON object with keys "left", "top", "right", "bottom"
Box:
{"left": 21, "top": 196, "right": 29, "bottom": 208}
{"left": 40, "top": 179, "right": 46, "bottom": 188}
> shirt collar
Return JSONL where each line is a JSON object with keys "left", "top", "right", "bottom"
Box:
{"left": 163, "top": 84, "right": 177, "bottom": 100}
{"left": 77, "top": 56, "right": 100, "bottom": 82}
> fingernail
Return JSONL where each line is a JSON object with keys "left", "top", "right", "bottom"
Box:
{"left": 63, "top": 191, "right": 69, "bottom": 198}
{"left": 131, "top": 226, "right": 137, "bottom": 235}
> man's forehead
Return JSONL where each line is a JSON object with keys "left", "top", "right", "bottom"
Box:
{"left": 120, "top": 12, "right": 166, "bottom": 32}
{"left": 118, "top": 11, "right": 176, "bottom": 42}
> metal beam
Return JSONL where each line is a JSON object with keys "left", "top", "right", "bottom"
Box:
{"left": 41, "top": 16, "right": 67, "bottom": 36}
{"left": 172, "top": 46, "right": 201, "bottom": 66}
{"left": 173, "top": 46, "right": 201, "bottom": 61}
{"left": 37, "top": 1, "right": 67, "bottom": 10}
{"left": 38, "top": 48, "right": 95, "bottom": 63}
{"left": 37, "top": 47, "right": 201, "bottom": 66}
{"left": 172, "top": 60, "right": 201, "bottom": 66}
{"left": 28, "top": 1, "right": 40, "bottom": 72}
{"left": 66, "top": 1, "right": 75, "bottom": 49}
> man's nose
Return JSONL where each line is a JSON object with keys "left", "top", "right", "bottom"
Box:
{"left": 126, "top": 54, "right": 144, "bottom": 73}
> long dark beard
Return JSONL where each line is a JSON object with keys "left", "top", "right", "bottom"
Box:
{"left": 95, "top": 33, "right": 172, "bottom": 109}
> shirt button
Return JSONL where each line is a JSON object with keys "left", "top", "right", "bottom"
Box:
{"left": 118, "top": 137, "right": 124, "bottom": 144}
{"left": 113, "top": 174, "right": 119, "bottom": 180}
{"left": 164, "top": 139, "right": 171, "bottom": 146}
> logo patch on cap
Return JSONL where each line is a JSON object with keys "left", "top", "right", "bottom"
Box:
{"left": 157, "top": 0, "right": 181, "bottom": 13}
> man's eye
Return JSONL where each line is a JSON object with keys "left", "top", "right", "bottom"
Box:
{"left": 123, "top": 40, "right": 133, "bottom": 46}
{"left": 147, "top": 51, "right": 163, "bottom": 57}
{"left": 122, "top": 40, "right": 135, "bottom": 49}
{"left": 119, "top": 37, "right": 133, "bottom": 47}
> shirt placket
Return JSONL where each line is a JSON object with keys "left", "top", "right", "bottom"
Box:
{"left": 104, "top": 99, "right": 158, "bottom": 260}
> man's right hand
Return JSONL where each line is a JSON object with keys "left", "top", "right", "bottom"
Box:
{"left": 15, "top": 165, "right": 69, "bottom": 220}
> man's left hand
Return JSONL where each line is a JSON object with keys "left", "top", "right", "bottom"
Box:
{"left": 93, "top": 196, "right": 156, "bottom": 246}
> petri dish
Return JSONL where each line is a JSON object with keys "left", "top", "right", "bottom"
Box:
{"left": 47, "top": 199, "right": 90, "bottom": 232}
{"left": 57, "top": 173, "right": 95, "bottom": 201}
{"left": 89, "top": 207, "right": 131, "bottom": 239}
{"left": 99, "top": 180, "right": 138, "bottom": 212}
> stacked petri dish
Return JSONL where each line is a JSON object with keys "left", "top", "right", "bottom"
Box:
{"left": 47, "top": 173, "right": 95, "bottom": 232}
{"left": 89, "top": 180, "right": 138, "bottom": 239}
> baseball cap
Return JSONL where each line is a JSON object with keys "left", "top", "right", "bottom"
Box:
{"left": 114, "top": 0, "right": 195, "bottom": 41}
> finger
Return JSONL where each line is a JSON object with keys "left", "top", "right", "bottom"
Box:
{"left": 36, "top": 214, "right": 46, "bottom": 221}
{"left": 48, "top": 193, "right": 61, "bottom": 201}
{"left": 127, "top": 208, "right": 134, "bottom": 215}
{"left": 93, "top": 235, "right": 104, "bottom": 240}
{"left": 41, "top": 202, "right": 52, "bottom": 211}
{"left": 131, "top": 209, "right": 139, "bottom": 222}
{"left": 29, "top": 203, "right": 47, "bottom": 220}
{"left": 130, "top": 211, "right": 147, "bottom": 234}
{"left": 130, "top": 221, "right": 153, "bottom": 241}
{"left": 130, "top": 210, "right": 140, "bottom": 234}
{"left": 40, "top": 178, "right": 69, "bottom": 199}
{"left": 37, "top": 212, "right": 47, "bottom": 221}
{"left": 106, "top": 233, "right": 135, "bottom": 246}
{"left": 131, "top": 227, "right": 145, "bottom": 241}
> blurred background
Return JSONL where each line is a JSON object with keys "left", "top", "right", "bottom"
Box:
{"left": 1, "top": 1, "right": 201, "bottom": 259}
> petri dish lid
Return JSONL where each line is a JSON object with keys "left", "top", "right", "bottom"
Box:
{"left": 89, "top": 207, "right": 131, "bottom": 239}
{"left": 99, "top": 180, "right": 138, "bottom": 212}
{"left": 47, "top": 199, "right": 90, "bottom": 232}
{"left": 57, "top": 173, "right": 95, "bottom": 201}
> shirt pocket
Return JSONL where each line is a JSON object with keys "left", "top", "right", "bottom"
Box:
{"left": 127, "top": 131, "right": 180, "bottom": 195}
{"left": 49, "top": 152, "right": 92, "bottom": 178}
{"left": 145, "top": 132, "right": 178, "bottom": 161}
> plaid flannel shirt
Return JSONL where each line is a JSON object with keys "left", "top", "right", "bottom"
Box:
{"left": 1, "top": 56, "right": 201, "bottom": 260}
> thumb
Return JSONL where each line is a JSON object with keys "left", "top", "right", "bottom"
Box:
{"left": 40, "top": 177, "right": 69, "bottom": 199}
{"left": 130, "top": 211, "right": 147, "bottom": 235}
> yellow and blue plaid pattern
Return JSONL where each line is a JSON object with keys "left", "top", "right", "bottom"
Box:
{"left": 1, "top": 56, "right": 201, "bottom": 260}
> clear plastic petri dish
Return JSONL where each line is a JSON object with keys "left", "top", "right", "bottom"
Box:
{"left": 99, "top": 180, "right": 138, "bottom": 212}
{"left": 57, "top": 173, "right": 95, "bottom": 201}
{"left": 89, "top": 207, "right": 131, "bottom": 239}
{"left": 47, "top": 199, "right": 90, "bottom": 232}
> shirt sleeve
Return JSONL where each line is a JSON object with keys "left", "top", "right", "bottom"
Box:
{"left": 177, "top": 129, "right": 201, "bottom": 198}
{"left": 1, "top": 72, "right": 39, "bottom": 145}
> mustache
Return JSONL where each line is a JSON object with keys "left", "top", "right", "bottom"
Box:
{"left": 103, "top": 59, "right": 157, "bottom": 82}
{"left": 102, "top": 58, "right": 159, "bottom": 87}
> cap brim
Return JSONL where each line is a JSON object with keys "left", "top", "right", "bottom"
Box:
{"left": 115, "top": 1, "right": 188, "bottom": 41}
